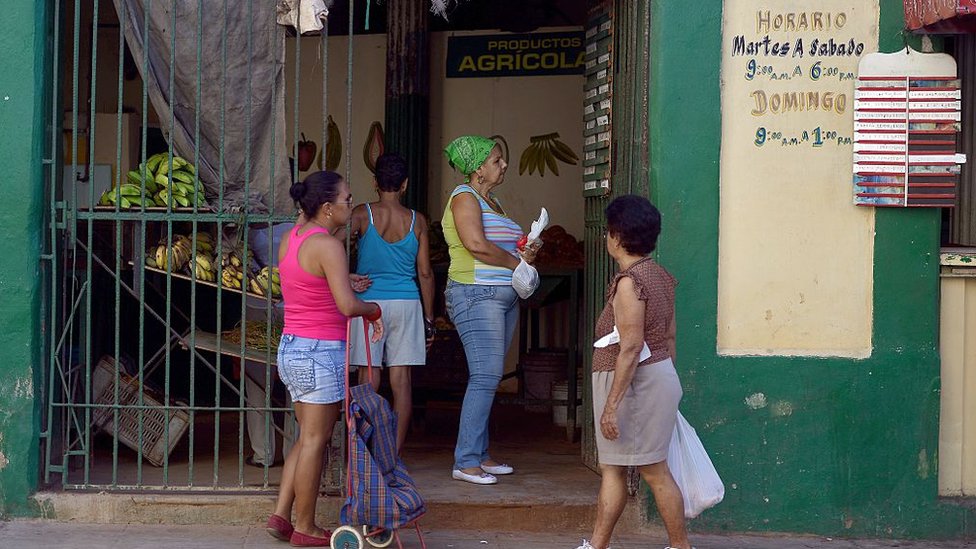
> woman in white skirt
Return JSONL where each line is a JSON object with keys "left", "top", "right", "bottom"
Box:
{"left": 576, "top": 195, "right": 691, "bottom": 549}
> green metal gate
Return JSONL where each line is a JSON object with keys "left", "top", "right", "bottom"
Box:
{"left": 40, "top": 0, "right": 356, "bottom": 492}
{"left": 581, "top": 0, "right": 652, "bottom": 470}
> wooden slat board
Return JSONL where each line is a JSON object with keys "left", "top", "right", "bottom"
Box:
{"left": 853, "top": 48, "right": 963, "bottom": 207}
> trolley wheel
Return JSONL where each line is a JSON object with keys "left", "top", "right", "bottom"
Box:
{"left": 362, "top": 525, "right": 395, "bottom": 548}
{"left": 330, "top": 525, "right": 364, "bottom": 549}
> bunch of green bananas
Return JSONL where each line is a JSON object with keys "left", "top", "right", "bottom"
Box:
{"left": 518, "top": 132, "right": 579, "bottom": 177}
{"left": 98, "top": 153, "right": 205, "bottom": 209}
{"left": 249, "top": 266, "right": 282, "bottom": 298}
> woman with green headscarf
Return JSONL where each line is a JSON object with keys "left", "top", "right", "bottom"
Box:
{"left": 441, "top": 135, "right": 542, "bottom": 485}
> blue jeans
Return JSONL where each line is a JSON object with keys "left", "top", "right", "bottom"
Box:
{"left": 446, "top": 281, "right": 519, "bottom": 470}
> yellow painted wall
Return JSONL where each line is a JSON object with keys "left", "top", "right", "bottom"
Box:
{"left": 939, "top": 271, "right": 976, "bottom": 496}
{"left": 285, "top": 33, "right": 388, "bottom": 205}
{"left": 429, "top": 28, "right": 585, "bottom": 238}
{"left": 717, "top": 2, "right": 878, "bottom": 357}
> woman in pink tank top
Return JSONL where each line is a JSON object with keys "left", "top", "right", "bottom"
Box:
{"left": 266, "top": 171, "right": 383, "bottom": 547}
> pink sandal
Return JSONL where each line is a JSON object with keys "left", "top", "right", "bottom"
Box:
{"left": 289, "top": 529, "right": 333, "bottom": 547}
{"left": 265, "top": 514, "right": 294, "bottom": 542}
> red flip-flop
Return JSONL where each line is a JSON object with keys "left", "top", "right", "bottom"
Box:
{"left": 289, "top": 529, "right": 333, "bottom": 547}
{"left": 265, "top": 514, "right": 294, "bottom": 541}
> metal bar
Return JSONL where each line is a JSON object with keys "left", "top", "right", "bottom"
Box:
{"left": 61, "top": 484, "right": 281, "bottom": 493}
{"left": 187, "top": 0, "right": 205, "bottom": 489}
{"left": 44, "top": 0, "right": 63, "bottom": 486}
{"left": 74, "top": 211, "right": 295, "bottom": 222}
{"left": 50, "top": 402, "right": 294, "bottom": 413}
{"left": 137, "top": 0, "right": 152, "bottom": 488}
{"left": 161, "top": 0, "right": 179, "bottom": 487}
{"left": 111, "top": 0, "right": 130, "bottom": 488}
{"left": 237, "top": 0, "right": 256, "bottom": 488}
{"left": 346, "top": 0, "right": 354, "bottom": 180}
{"left": 214, "top": 0, "right": 230, "bottom": 488}
{"left": 83, "top": 0, "right": 101, "bottom": 486}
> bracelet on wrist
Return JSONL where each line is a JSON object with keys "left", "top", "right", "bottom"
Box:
{"left": 365, "top": 303, "right": 382, "bottom": 322}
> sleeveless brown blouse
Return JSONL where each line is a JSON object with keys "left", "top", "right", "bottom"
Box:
{"left": 592, "top": 257, "right": 677, "bottom": 373}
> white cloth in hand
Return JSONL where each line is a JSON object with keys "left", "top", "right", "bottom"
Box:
{"left": 593, "top": 325, "right": 652, "bottom": 363}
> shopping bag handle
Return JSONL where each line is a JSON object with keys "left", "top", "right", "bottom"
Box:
{"left": 343, "top": 317, "right": 374, "bottom": 421}
{"left": 343, "top": 316, "right": 374, "bottom": 499}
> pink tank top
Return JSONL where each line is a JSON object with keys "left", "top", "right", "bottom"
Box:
{"left": 280, "top": 225, "right": 348, "bottom": 341}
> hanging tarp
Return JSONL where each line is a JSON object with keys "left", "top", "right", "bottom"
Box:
{"left": 112, "top": 0, "right": 293, "bottom": 216}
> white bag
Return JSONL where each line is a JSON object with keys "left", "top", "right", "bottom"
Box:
{"left": 667, "top": 411, "right": 724, "bottom": 519}
{"left": 512, "top": 259, "right": 540, "bottom": 299}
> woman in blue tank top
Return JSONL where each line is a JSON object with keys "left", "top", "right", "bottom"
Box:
{"left": 344, "top": 154, "right": 435, "bottom": 452}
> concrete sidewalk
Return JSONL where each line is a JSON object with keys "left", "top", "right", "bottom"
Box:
{"left": 0, "top": 520, "right": 972, "bottom": 548}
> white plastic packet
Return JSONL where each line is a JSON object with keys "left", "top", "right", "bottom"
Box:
{"left": 519, "top": 207, "right": 549, "bottom": 251}
{"left": 592, "top": 326, "right": 651, "bottom": 363}
{"left": 667, "top": 411, "right": 725, "bottom": 519}
{"left": 528, "top": 207, "right": 549, "bottom": 241}
{"left": 512, "top": 259, "right": 540, "bottom": 299}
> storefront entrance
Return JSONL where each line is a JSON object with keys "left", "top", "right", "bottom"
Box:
{"left": 40, "top": 0, "right": 650, "bottom": 506}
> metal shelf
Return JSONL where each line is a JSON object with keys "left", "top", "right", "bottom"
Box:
{"left": 182, "top": 329, "right": 277, "bottom": 366}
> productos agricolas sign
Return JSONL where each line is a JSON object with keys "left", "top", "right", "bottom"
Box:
{"left": 446, "top": 31, "right": 585, "bottom": 78}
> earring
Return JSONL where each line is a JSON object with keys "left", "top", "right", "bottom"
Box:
{"left": 478, "top": 174, "right": 485, "bottom": 185}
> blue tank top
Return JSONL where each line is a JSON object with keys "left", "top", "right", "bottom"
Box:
{"left": 356, "top": 204, "right": 420, "bottom": 300}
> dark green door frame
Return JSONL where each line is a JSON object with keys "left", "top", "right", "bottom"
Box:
{"left": 0, "top": 0, "right": 53, "bottom": 518}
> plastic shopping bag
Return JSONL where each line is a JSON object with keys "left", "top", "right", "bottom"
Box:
{"left": 667, "top": 411, "right": 724, "bottom": 519}
{"left": 512, "top": 259, "right": 540, "bottom": 299}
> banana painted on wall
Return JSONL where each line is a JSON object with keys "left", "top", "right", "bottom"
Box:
{"left": 518, "top": 132, "right": 579, "bottom": 177}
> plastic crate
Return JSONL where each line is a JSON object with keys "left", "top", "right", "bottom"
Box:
{"left": 91, "top": 357, "right": 190, "bottom": 467}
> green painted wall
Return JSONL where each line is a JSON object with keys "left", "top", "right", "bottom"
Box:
{"left": 649, "top": 0, "right": 975, "bottom": 539}
{"left": 0, "top": 0, "right": 49, "bottom": 518}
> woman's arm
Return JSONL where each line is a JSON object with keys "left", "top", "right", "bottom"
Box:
{"left": 317, "top": 236, "right": 381, "bottom": 319}
{"left": 666, "top": 309, "right": 677, "bottom": 364}
{"left": 415, "top": 212, "right": 435, "bottom": 322}
{"left": 330, "top": 204, "right": 367, "bottom": 244}
{"left": 600, "top": 276, "right": 646, "bottom": 441}
{"left": 450, "top": 193, "right": 520, "bottom": 270}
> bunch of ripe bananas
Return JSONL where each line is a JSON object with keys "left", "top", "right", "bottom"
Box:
{"left": 98, "top": 153, "right": 205, "bottom": 209}
{"left": 219, "top": 249, "right": 249, "bottom": 291}
{"left": 249, "top": 266, "right": 282, "bottom": 298}
{"left": 145, "top": 232, "right": 216, "bottom": 275}
{"left": 518, "top": 132, "right": 579, "bottom": 177}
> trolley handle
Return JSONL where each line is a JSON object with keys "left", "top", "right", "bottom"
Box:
{"left": 343, "top": 316, "right": 374, "bottom": 499}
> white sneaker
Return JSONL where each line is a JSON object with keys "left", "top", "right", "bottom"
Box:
{"left": 452, "top": 469, "right": 497, "bottom": 485}
{"left": 480, "top": 462, "right": 514, "bottom": 475}
{"left": 576, "top": 540, "right": 609, "bottom": 549}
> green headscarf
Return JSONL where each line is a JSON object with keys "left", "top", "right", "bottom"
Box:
{"left": 444, "top": 135, "right": 497, "bottom": 181}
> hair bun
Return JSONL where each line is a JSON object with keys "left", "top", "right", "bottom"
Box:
{"left": 289, "top": 181, "right": 308, "bottom": 202}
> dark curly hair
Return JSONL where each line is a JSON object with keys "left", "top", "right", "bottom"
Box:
{"left": 289, "top": 170, "right": 343, "bottom": 218}
{"left": 375, "top": 153, "right": 408, "bottom": 192}
{"left": 605, "top": 194, "right": 661, "bottom": 256}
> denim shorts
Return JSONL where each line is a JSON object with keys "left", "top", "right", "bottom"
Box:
{"left": 276, "top": 334, "right": 346, "bottom": 404}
